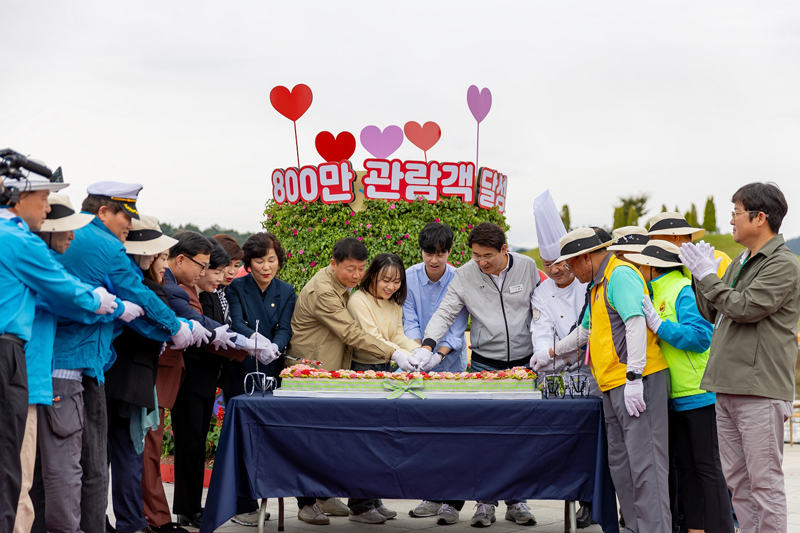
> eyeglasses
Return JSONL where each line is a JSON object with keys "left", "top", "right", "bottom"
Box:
{"left": 183, "top": 254, "right": 209, "bottom": 272}
{"left": 731, "top": 210, "right": 768, "bottom": 219}
{"left": 471, "top": 252, "right": 499, "bottom": 263}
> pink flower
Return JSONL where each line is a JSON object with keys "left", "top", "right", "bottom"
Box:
{"left": 386, "top": 235, "right": 391, "bottom": 239}
{"left": 397, "top": 240, "right": 402, "bottom": 245}
{"left": 366, "top": 224, "right": 371, "bottom": 228}
{"left": 389, "top": 204, "right": 396, "bottom": 209}
{"left": 434, "top": 218, "right": 440, "bottom": 223}
{"left": 275, "top": 222, "right": 280, "bottom": 226}
{"left": 298, "top": 250, "right": 303, "bottom": 255}
{"left": 468, "top": 224, "right": 473, "bottom": 229}
{"left": 357, "top": 237, "right": 363, "bottom": 241}
{"left": 461, "top": 251, "right": 464, "bottom": 255}
{"left": 352, "top": 230, "right": 357, "bottom": 233}
{"left": 308, "top": 227, "right": 312, "bottom": 232}
{"left": 322, "top": 218, "right": 327, "bottom": 223}
{"left": 345, "top": 220, "right": 350, "bottom": 225}
{"left": 292, "top": 229, "right": 298, "bottom": 236}
{"left": 287, "top": 252, "right": 292, "bottom": 258}
{"left": 302, "top": 268, "right": 306, "bottom": 272}
{"left": 350, "top": 211, "right": 355, "bottom": 216}
{"left": 310, "top": 262, "right": 316, "bottom": 267}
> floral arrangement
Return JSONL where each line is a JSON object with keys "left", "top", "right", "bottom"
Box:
{"left": 264, "top": 196, "right": 507, "bottom": 289}
{"left": 280, "top": 364, "right": 535, "bottom": 382}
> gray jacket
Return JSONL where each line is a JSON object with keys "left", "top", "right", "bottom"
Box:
{"left": 423, "top": 252, "right": 540, "bottom": 363}
{"left": 695, "top": 235, "right": 800, "bottom": 401}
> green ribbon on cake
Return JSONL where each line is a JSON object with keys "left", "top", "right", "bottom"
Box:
{"left": 383, "top": 378, "right": 426, "bottom": 399}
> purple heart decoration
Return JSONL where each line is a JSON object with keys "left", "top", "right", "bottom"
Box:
{"left": 467, "top": 85, "right": 492, "bottom": 124}
{"left": 360, "top": 125, "right": 404, "bottom": 160}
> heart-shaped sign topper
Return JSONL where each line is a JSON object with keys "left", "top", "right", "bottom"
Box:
{"left": 315, "top": 131, "right": 356, "bottom": 163}
{"left": 404, "top": 121, "right": 441, "bottom": 152}
{"left": 467, "top": 85, "right": 492, "bottom": 124}
{"left": 270, "top": 84, "right": 313, "bottom": 122}
{"left": 360, "top": 125, "right": 404, "bottom": 160}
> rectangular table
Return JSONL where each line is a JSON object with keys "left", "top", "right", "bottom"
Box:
{"left": 200, "top": 394, "right": 619, "bottom": 533}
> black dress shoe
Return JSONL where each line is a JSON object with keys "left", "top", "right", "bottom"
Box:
{"left": 576, "top": 505, "right": 593, "bottom": 529}
{"left": 176, "top": 511, "right": 203, "bottom": 528}
{"left": 150, "top": 523, "right": 189, "bottom": 533}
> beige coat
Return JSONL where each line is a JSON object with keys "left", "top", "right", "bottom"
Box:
{"left": 347, "top": 290, "right": 419, "bottom": 364}
{"left": 289, "top": 266, "right": 395, "bottom": 370}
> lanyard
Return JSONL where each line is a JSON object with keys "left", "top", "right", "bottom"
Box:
{"left": 731, "top": 255, "right": 749, "bottom": 288}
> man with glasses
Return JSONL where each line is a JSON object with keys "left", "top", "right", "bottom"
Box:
{"left": 417, "top": 222, "right": 540, "bottom": 528}
{"left": 681, "top": 182, "right": 800, "bottom": 533}
{"left": 53, "top": 182, "right": 197, "bottom": 533}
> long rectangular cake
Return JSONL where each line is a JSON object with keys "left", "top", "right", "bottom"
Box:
{"left": 275, "top": 364, "right": 541, "bottom": 399}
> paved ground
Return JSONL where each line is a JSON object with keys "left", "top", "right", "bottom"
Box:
{"left": 107, "top": 443, "right": 800, "bottom": 532}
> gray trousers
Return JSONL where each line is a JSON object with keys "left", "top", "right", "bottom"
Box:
{"left": 716, "top": 394, "right": 792, "bottom": 533}
{"left": 80, "top": 376, "right": 109, "bottom": 533}
{"left": 38, "top": 378, "right": 85, "bottom": 533}
{"left": 602, "top": 369, "right": 671, "bottom": 533}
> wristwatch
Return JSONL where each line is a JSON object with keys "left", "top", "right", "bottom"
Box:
{"left": 435, "top": 351, "right": 447, "bottom": 362}
{"left": 626, "top": 371, "right": 643, "bottom": 381}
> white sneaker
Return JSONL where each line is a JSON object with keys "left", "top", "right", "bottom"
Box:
{"left": 375, "top": 504, "right": 397, "bottom": 519}
{"left": 349, "top": 508, "right": 387, "bottom": 524}
{"left": 409, "top": 500, "right": 442, "bottom": 517}
{"left": 298, "top": 503, "right": 330, "bottom": 525}
{"left": 437, "top": 503, "right": 460, "bottom": 525}
{"left": 470, "top": 502, "right": 496, "bottom": 528}
{"left": 504, "top": 502, "right": 536, "bottom": 526}
{"left": 232, "top": 510, "right": 268, "bottom": 526}
{"left": 317, "top": 498, "right": 349, "bottom": 516}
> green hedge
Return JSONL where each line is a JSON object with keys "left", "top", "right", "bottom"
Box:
{"left": 262, "top": 197, "right": 508, "bottom": 290}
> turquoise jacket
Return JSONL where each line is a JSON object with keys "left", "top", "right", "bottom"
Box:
{"left": 54, "top": 216, "right": 182, "bottom": 381}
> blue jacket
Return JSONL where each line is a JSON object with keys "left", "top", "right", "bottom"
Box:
{"left": 54, "top": 216, "right": 181, "bottom": 381}
{"left": 163, "top": 267, "right": 225, "bottom": 331}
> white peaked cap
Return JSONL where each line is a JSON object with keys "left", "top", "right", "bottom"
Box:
{"left": 533, "top": 190, "right": 567, "bottom": 262}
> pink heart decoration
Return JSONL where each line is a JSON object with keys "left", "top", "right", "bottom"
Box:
{"left": 467, "top": 85, "right": 492, "bottom": 124}
{"left": 360, "top": 125, "right": 404, "bottom": 160}
{"left": 404, "top": 121, "right": 441, "bottom": 152}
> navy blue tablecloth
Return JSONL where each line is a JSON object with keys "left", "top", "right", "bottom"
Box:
{"left": 200, "top": 394, "right": 618, "bottom": 533}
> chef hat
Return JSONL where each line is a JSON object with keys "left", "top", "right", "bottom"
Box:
{"left": 533, "top": 190, "right": 567, "bottom": 262}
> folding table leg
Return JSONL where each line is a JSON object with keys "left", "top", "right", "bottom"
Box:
{"left": 564, "top": 501, "right": 577, "bottom": 533}
{"left": 258, "top": 499, "right": 268, "bottom": 533}
{"left": 278, "top": 497, "right": 285, "bottom": 531}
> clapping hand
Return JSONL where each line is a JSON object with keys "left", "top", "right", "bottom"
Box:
{"left": 679, "top": 242, "right": 721, "bottom": 280}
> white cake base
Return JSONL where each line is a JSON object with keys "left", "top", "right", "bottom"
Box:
{"left": 273, "top": 390, "right": 542, "bottom": 400}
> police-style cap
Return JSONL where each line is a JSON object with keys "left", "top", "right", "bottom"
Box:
{"left": 39, "top": 193, "right": 94, "bottom": 233}
{"left": 124, "top": 214, "right": 178, "bottom": 256}
{"left": 86, "top": 181, "right": 142, "bottom": 219}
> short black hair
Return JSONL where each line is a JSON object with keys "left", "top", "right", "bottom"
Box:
{"left": 168, "top": 231, "right": 214, "bottom": 259}
{"left": 241, "top": 232, "right": 286, "bottom": 269}
{"left": 81, "top": 196, "right": 122, "bottom": 216}
{"left": 467, "top": 222, "right": 506, "bottom": 251}
{"left": 732, "top": 182, "right": 787, "bottom": 234}
{"left": 418, "top": 222, "right": 454, "bottom": 254}
{"left": 207, "top": 239, "right": 232, "bottom": 270}
{"left": 332, "top": 237, "right": 368, "bottom": 263}
{"left": 360, "top": 253, "right": 407, "bottom": 306}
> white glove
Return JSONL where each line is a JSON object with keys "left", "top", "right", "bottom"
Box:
{"left": 641, "top": 296, "right": 663, "bottom": 334}
{"left": 270, "top": 343, "right": 280, "bottom": 356}
{"left": 391, "top": 350, "right": 419, "bottom": 372}
{"left": 211, "top": 325, "right": 236, "bottom": 350}
{"left": 170, "top": 321, "right": 193, "bottom": 350}
{"left": 189, "top": 320, "right": 212, "bottom": 347}
{"left": 624, "top": 378, "right": 647, "bottom": 417}
{"left": 233, "top": 333, "right": 248, "bottom": 348}
{"left": 530, "top": 350, "right": 552, "bottom": 371}
{"left": 93, "top": 287, "right": 118, "bottom": 315}
{"left": 414, "top": 349, "right": 440, "bottom": 372}
{"left": 252, "top": 340, "right": 279, "bottom": 365}
{"left": 695, "top": 240, "right": 716, "bottom": 262}
{"left": 679, "top": 243, "right": 721, "bottom": 280}
{"left": 250, "top": 332, "right": 271, "bottom": 347}
{"left": 119, "top": 301, "right": 144, "bottom": 323}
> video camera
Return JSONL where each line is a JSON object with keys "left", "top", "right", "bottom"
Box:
{"left": 1, "top": 149, "right": 58, "bottom": 207}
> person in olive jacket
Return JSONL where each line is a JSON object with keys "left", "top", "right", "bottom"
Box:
{"left": 682, "top": 182, "right": 800, "bottom": 533}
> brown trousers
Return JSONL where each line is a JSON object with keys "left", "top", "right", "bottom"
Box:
{"left": 142, "top": 351, "right": 184, "bottom": 527}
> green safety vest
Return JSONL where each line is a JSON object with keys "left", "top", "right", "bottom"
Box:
{"left": 650, "top": 271, "right": 709, "bottom": 399}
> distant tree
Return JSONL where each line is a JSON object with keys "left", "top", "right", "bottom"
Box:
{"left": 560, "top": 204, "right": 571, "bottom": 231}
{"left": 703, "top": 196, "right": 717, "bottom": 233}
{"left": 674, "top": 205, "right": 679, "bottom": 213}
{"left": 661, "top": 204, "right": 668, "bottom": 212}
{"left": 161, "top": 223, "right": 252, "bottom": 244}
{"left": 684, "top": 204, "right": 699, "bottom": 228}
{"left": 626, "top": 205, "right": 639, "bottom": 226}
{"left": 613, "top": 206, "right": 627, "bottom": 230}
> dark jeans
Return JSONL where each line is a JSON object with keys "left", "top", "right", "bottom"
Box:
{"left": 107, "top": 401, "right": 147, "bottom": 532}
{"left": 671, "top": 404, "right": 735, "bottom": 532}
{"left": 296, "top": 497, "right": 333, "bottom": 508}
{"left": 348, "top": 498, "right": 382, "bottom": 515}
{"left": 0, "top": 338, "right": 28, "bottom": 533}
{"left": 431, "top": 501, "right": 465, "bottom": 511}
{"left": 81, "top": 376, "right": 109, "bottom": 533}
{"left": 440, "top": 499, "right": 525, "bottom": 509}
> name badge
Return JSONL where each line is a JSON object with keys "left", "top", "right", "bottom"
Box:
{"left": 509, "top": 284, "right": 523, "bottom": 294}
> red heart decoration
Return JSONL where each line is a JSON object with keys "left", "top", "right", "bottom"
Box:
{"left": 404, "top": 121, "right": 441, "bottom": 152}
{"left": 270, "top": 84, "right": 313, "bottom": 122}
{"left": 315, "top": 131, "right": 356, "bottom": 162}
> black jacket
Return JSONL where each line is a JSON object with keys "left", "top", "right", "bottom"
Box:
{"left": 106, "top": 278, "right": 166, "bottom": 411}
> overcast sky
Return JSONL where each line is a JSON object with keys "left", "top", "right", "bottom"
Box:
{"left": 2, "top": 1, "right": 799, "bottom": 248}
